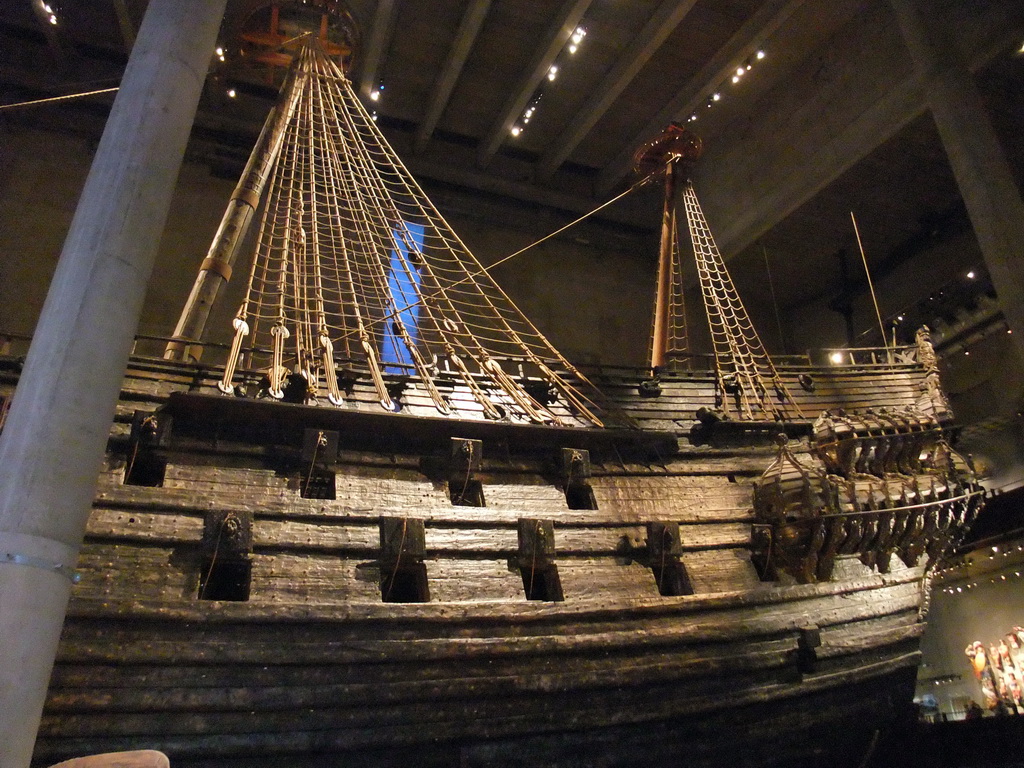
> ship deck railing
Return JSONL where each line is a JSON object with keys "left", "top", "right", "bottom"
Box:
{"left": 0, "top": 331, "right": 924, "bottom": 381}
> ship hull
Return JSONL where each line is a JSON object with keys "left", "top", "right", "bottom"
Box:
{"left": 0, "top": 351, "right": 958, "bottom": 766}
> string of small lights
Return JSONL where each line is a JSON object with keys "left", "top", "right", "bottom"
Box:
{"left": 40, "top": 1, "right": 58, "bottom": 25}
{"left": 686, "top": 49, "right": 766, "bottom": 125}
{"left": 510, "top": 26, "right": 587, "bottom": 138}
{"left": 935, "top": 540, "right": 1024, "bottom": 595}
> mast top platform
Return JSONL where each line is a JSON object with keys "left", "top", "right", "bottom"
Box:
{"left": 632, "top": 123, "right": 703, "bottom": 178}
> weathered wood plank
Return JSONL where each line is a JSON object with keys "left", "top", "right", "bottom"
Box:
{"left": 32, "top": 653, "right": 920, "bottom": 761}
{"left": 53, "top": 580, "right": 925, "bottom": 665}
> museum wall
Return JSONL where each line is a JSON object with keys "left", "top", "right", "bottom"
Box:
{"left": 919, "top": 544, "right": 1024, "bottom": 717}
{"left": 0, "top": 122, "right": 656, "bottom": 368}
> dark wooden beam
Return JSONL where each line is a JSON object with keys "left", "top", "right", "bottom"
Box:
{"left": 414, "top": 0, "right": 492, "bottom": 154}
{"left": 357, "top": 0, "right": 397, "bottom": 101}
{"left": 537, "top": 0, "right": 699, "bottom": 181}
{"left": 112, "top": 0, "right": 136, "bottom": 54}
{"left": 597, "top": 0, "right": 809, "bottom": 195}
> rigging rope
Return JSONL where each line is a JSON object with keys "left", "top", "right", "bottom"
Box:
{"left": 0, "top": 86, "right": 119, "bottom": 111}
{"left": 678, "top": 180, "right": 802, "bottom": 421}
{"left": 218, "top": 40, "right": 629, "bottom": 428}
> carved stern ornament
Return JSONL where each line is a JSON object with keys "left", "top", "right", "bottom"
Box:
{"left": 751, "top": 435, "right": 832, "bottom": 583}
{"left": 753, "top": 408, "right": 985, "bottom": 584}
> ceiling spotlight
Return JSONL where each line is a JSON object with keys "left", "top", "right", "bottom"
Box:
{"left": 371, "top": 112, "right": 378, "bottom": 122}
{"left": 732, "top": 75, "right": 740, "bottom": 84}
{"left": 745, "top": 61, "right": 752, "bottom": 71}
{"left": 510, "top": 125, "right": 522, "bottom": 137}
{"left": 688, "top": 114, "right": 697, "bottom": 122}
{"left": 756, "top": 50, "right": 766, "bottom": 60}
{"left": 49, "top": 13, "right": 57, "bottom": 24}
{"left": 571, "top": 27, "right": 586, "bottom": 44}
{"left": 736, "top": 66, "right": 745, "bottom": 77}
{"left": 227, "top": 88, "right": 236, "bottom": 98}
{"left": 370, "top": 89, "right": 380, "bottom": 101}
{"left": 966, "top": 270, "right": 975, "bottom": 279}
{"left": 548, "top": 65, "right": 558, "bottom": 81}
{"left": 568, "top": 44, "right": 578, "bottom": 54}
{"left": 829, "top": 351, "right": 844, "bottom": 364}
{"left": 712, "top": 92, "right": 721, "bottom": 101}
{"left": 216, "top": 47, "right": 224, "bottom": 56}
{"left": 897, "top": 315, "right": 904, "bottom": 321}
{"left": 43, "top": 2, "right": 52, "bottom": 12}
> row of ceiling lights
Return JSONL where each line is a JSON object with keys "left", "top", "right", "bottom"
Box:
{"left": 40, "top": 1, "right": 57, "bottom": 25}
{"left": 937, "top": 542, "right": 1024, "bottom": 594}
{"left": 510, "top": 26, "right": 587, "bottom": 138}
{"left": 687, "top": 49, "right": 766, "bottom": 124}
{"left": 369, "top": 82, "right": 384, "bottom": 121}
{"left": 213, "top": 46, "right": 238, "bottom": 99}
{"left": 942, "top": 568, "right": 1022, "bottom": 594}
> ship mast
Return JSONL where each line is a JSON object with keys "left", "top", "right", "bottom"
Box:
{"left": 637, "top": 124, "right": 801, "bottom": 421}
{"left": 165, "top": 55, "right": 305, "bottom": 363}
{"left": 650, "top": 160, "right": 680, "bottom": 370}
{"left": 165, "top": 37, "right": 613, "bottom": 429}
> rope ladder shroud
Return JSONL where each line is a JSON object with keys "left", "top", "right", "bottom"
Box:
{"left": 654, "top": 169, "right": 802, "bottom": 422}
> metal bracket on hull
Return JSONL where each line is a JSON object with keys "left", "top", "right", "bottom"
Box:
{"left": 449, "top": 438, "right": 484, "bottom": 506}
{"left": 516, "top": 519, "right": 564, "bottom": 602}
{"left": 560, "top": 447, "right": 598, "bottom": 510}
{"left": 379, "top": 517, "right": 430, "bottom": 603}
{"left": 645, "top": 522, "right": 695, "bottom": 596}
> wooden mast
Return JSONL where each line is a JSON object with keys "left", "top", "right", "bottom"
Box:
{"left": 634, "top": 123, "right": 703, "bottom": 370}
{"left": 650, "top": 159, "right": 678, "bottom": 369}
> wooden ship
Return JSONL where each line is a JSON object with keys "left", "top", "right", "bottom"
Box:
{"left": 1, "top": 37, "right": 984, "bottom": 768}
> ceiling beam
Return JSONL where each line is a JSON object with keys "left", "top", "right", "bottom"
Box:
{"left": 476, "top": 0, "right": 593, "bottom": 169}
{"left": 414, "top": 0, "right": 492, "bottom": 154}
{"left": 536, "top": 0, "right": 698, "bottom": 182}
{"left": 358, "top": 0, "right": 397, "bottom": 101}
{"left": 703, "top": 0, "right": 1024, "bottom": 260}
{"left": 111, "top": 0, "right": 136, "bottom": 54}
{"left": 597, "top": 0, "right": 809, "bottom": 194}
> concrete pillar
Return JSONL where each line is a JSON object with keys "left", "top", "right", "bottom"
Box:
{"left": 0, "top": 1, "right": 227, "bottom": 765}
{"left": 889, "top": 0, "right": 1024, "bottom": 357}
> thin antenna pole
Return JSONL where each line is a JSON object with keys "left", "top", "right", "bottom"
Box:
{"left": 850, "top": 211, "right": 888, "bottom": 352}
{"left": 762, "top": 243, "right": 786, "bottom": 354}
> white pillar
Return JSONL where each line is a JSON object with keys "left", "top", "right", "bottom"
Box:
{"left": 889, "top": 0, "right": 1024, "bottom": 356}
{"left": 0, "top": 1, "right": 227, "bottom": 764}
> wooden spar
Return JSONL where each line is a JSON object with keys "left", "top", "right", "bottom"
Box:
{"left": 164, "top": 49, "right": 306, "bottom": 363}
{"left": 650, "top": 160, "right": 677, "bottom": 370}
